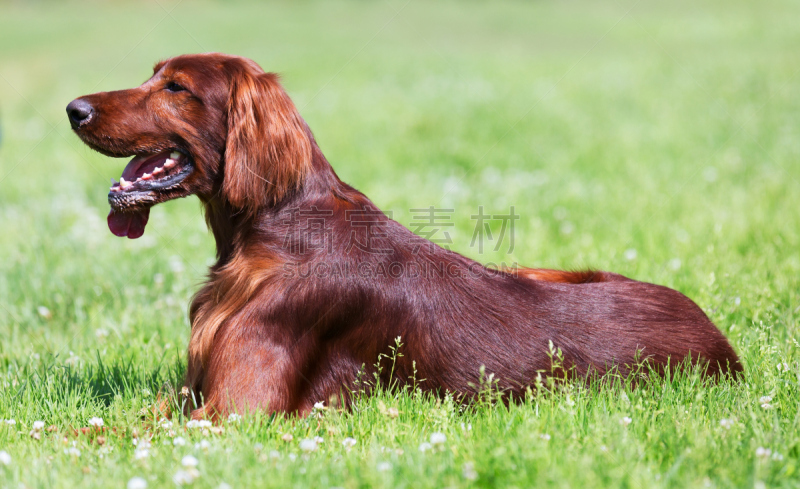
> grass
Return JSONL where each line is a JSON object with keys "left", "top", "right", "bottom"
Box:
{"left": 1, "top": 0, "right": 800, "bottom": 487}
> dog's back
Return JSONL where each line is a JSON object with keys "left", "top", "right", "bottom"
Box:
{"left": 350, "top": 246, "right": 743, "bottom": 395}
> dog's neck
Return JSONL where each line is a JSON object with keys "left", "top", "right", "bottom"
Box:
{"left": 203, "top": 139, "right": 368, "bottom": 265}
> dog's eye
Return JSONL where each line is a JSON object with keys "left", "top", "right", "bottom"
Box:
{"left": 165, "top": 81, "right": 186, "bottom": 93}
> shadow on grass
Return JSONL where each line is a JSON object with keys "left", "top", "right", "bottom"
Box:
{"left": 78, "top": 351, "right": 186, "bottom": 406}
{"left": 10, "top": 351, "right": 186, "bottom": 408}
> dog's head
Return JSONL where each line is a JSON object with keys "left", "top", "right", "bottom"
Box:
{"left": 68, "top": 53, "right": 312, "bottom": 238}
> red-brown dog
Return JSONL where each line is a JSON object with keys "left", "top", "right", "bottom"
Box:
{"left": 68, "top": 53, "right": 742, "bottom": 418}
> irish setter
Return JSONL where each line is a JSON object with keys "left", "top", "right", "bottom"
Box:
{"left": 68, "top": 53, "right": 742, "bottom": 418}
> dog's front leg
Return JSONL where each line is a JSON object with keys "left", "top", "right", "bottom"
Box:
{"left": 187, "top": 321, "right": 304, "bottom": 419}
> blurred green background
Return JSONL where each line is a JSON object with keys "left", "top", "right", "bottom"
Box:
{"left": 1, "top": 1, "right": 799, "bottom": 488}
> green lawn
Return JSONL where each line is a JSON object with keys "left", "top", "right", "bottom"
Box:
{"left": 1, "top": 0, "right": 800, "bottom": 487}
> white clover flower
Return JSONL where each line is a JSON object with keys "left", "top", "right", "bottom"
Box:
{"left": 198, "top": 420, "right": 212, "bottom": 429}
{"left": 430, "top": 432, "right": 446, "bottom": 446}
{"left": 761, "top": 403, "right": 773, "bottom": 410}
{"left": 186, "top": 420, "right": 200, "bottom": 429}
{"left": 37, "top": 306, "right": 52, "bottom": 319}
{"left": 720, "top": 419, "right": 734, "bottom": 429}
{"left": 759, "top": 396, "right": 772, "bottom": 404}
{"left": 64, "top": 447, "right": 81, "bottom": 457}
{"left": 621, "top": 417, "right": 632, "bottom": 427}
{"left": 777, "top": 363, "right": 790, "bottom": 373}
{"left": 313, "top": 402, "right": 325, "bottom": 411}
{"left": 0, "top": 451, "right": 10, "bottom": 465}
{"left": 419, "top": 442, "right": 432, "bottom": 452}
{"left": 281, "top": 433, "right": 293, "bottom": 442}
{"left": 133, "top": 448, "right": 149, "bottom": 460}
{"left": 195, "top": 440, "right": 211, "bottom": 451}
{"left": 772, "top": 452, "right": 784, "bottom": 461}
{"left": 4, "top": 419, "right": 16, "bottom": 426}
{"left": 269, "top": 450, "right": 280, "bottom": 459}
{"left": 127, "top": 477, "right": 147, "bottom": 489}
{"left": 218, "top": 483, "right": 232, "bottom": 489}
{"left": 173, "top": 437, "right": 186, "bottom": 447}
{"left": 377, "top": 462, "right": 392, "bottom": 472}
{"left": 182, "top": 455, "right": 199, "bottom": 467}
{"left": 756, "top": 447, "right": 771, "bottom": 458}
{"left": 161, "top": 420, "right": 173, "bottom": 430}
{"left": 540, "top": 434, "right": 551, "bottom": 441}
{"left": 173, "top": 469, "right": 198, "bottom": 485}
{"left": 169, "top": 257, "right": 185, "bottom": 274}
{"left": 88, "top": 417, "right": 104, "bottom": 428}
{"left": 387, "top": 407, "right": 399, "bottom": 418}
{"left": 462, "top": 462, "right": 478, "bottom": 480}
{"left": 342, "top": 437, "right": 357, "bottom": 449}
{"left": 314, "top": 436, "right": 324, "bottom": 444}
{"left": 65, "top": 352, "right": 80, "bottom": 367}
{"left": 227, "top": 413, "right": 241, "bottom": 423}
{"left": 460, "top": 422, "right": 472, "bottom": 431}
{"left": 299, "top": 438, "right": 318, "bottom": 452}
{"left": 32, "top": 421, "right": 45, "bottom": 431}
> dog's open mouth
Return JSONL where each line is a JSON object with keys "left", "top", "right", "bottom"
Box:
{"left": 107, "top": 150, "right": 194, "bottom": 239}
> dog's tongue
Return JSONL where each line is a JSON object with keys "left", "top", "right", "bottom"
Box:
{"left": 107, "top": 208, "right": 150, "bottom": 239}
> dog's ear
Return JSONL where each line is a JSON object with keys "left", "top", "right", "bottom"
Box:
{"left": 224, "top": 68, "right": 311, "bottom": 211}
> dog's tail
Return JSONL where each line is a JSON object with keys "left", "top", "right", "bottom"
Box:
{"left": 510, "top": 267, "right": 632, "bottom": 284}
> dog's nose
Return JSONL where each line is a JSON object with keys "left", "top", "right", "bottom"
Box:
{"left": 66, "top": 99, "right": 94, "bottom": 128}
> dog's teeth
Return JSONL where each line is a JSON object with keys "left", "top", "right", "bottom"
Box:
{"left": 164, "top": 159, "right": 176, "bottom": 169}
{"left": 120, "top": 177, "right": 132, "bottom": 189}
{"left": 142, "top": 173, "right": 152, "bottom": 180}
{"left": 170, "top": 151, "right": 181, "bottom": 160}
{"left": 153, "top": 167, "right": 163, "bottom": 175}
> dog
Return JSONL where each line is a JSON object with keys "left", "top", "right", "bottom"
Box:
{"left": 68, "top": 53, "right": 742, "bottom": 418}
